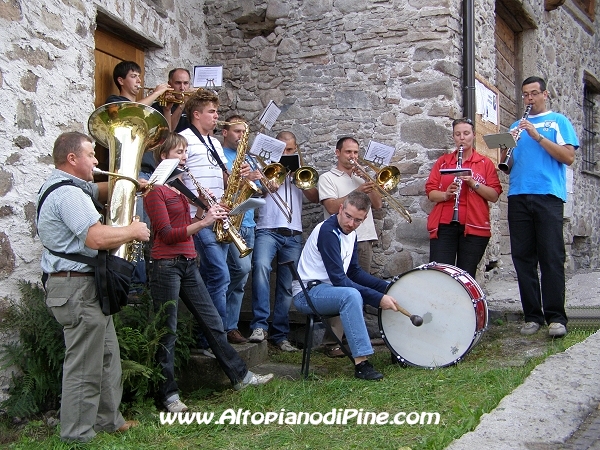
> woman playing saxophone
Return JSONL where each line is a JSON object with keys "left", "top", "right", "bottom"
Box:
{"left": 425, "top": 118, "right": 503, "bottom": 278}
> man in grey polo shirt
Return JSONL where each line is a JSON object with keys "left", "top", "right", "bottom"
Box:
{"left": 37, "top": 132, "right": 150, "bottom": 442}
{"left": 317, "top": 136, "right": 382, "bottom": 357}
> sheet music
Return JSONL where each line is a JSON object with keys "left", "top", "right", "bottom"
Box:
{"left": 148, "top": 159, "right": 181, "bottom": 185}
{"left": 258, "top": 100, "right": 281, "bottom": 130}
{"left": 193, "top": 65, "right": 223, "bottom": 88}
{"left": 249, "top": 133, "right": 286, "bottom": 162}
{"left": 364, "top": 140, "right": 395, "bottom": 166}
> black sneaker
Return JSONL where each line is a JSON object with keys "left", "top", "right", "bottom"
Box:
{"left": 354, "top": 360, "right": 384, "bottom": 381}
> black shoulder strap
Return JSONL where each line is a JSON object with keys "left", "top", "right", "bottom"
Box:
{"left": 37, "top": 179, "right": 104, "bottom": 267}
{"left": 37, "top": 180, "right": 75, "bottom": 221}
{"left": 37, "top": 179, "right": 104, "bottom": 222}
{"left": 188, "top": 124, "right": 229, "bottom": 175}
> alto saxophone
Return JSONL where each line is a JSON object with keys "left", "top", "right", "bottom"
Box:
{"left": 214, "top": 120, "right": 262, "bottom": 241}
{"left": 183, "top": 166, "right": 252, "bottom": 258}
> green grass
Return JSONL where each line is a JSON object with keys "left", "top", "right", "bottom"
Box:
{"left": 1, "top": 325, "right": 596, "bottom": 450}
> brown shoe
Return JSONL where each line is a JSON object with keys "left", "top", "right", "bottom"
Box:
{"left": 116, "top": 420, "right": 140, "bottom": 433}
{"left": 325, "top": 346, "right": 346, "bottom": 358}
{"left": 227, "top": 329, "right": 248, "bottom": 344}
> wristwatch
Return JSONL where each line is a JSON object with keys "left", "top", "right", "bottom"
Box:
{"left": 536, "top": 134, "right": 545, "bottom": 143}
{"left": 473, "top": 182, "right": 480, "bottom": 190}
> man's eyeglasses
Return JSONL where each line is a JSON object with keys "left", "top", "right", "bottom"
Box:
{"left": 342, "top": 210, "right": 365, "bottom": 225}
{"left": 452, "top": 118, "right": 473, "bottom": 128}
{"left": 521, "top": 91, "right": 543, "bottom": 99}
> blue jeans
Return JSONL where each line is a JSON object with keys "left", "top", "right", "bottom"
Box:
{"left": 508, "top": 194, "right": 567, "bottom": 325}
{"left": 429, "top": 223, "right": 490, "bottom": 278}
{"left": 226, "top": 226, "right": 255, "bottom": 332}
{"left": 150, "top": 256, "right": 248, "bottom": 401}
{"left": 293, "top": 283, "right": 373, "bottom": 358}
{"left": 251, "top": 229, "right": 302, "bottom": 344}
{"left": 193, "top": 227, "right": 230, "bottom": 326}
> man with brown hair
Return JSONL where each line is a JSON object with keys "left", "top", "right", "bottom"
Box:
{"left": 179, "top": 91, "right": 253, "bottom": 331}
{"left": 37, "top": 132, "right": 149, "bottom": 442}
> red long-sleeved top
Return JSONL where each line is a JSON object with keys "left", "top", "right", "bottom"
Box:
{"left": 425, "top": 149, "right": 502, "bottom": 239}
{"left": 144, "top": 185, "right": 196, "bottom": 260}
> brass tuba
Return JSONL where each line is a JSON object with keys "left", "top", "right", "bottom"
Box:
{"left": 88, "top": 101, "right": 169, "bottom": 260}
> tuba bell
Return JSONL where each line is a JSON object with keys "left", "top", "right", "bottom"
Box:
{"left": 88, "top": 101, "right": 169, "bottom": 261}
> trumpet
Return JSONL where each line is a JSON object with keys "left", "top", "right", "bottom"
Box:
{"left": 138, "top": 86, "right": 198, "bottom": 107}
{"left": 246, "top": 154, "right": 293, "bottom": 223}
{"left": 350, "top": 158, "right": 412, "bottom": 223}
{"left": 293, "top": 146, "right": 319, "bottom": 190}
{"left": 498, "top": 104, "right": 532, "bottom": 174}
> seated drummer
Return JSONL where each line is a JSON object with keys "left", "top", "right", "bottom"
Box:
{"left": 291, "top": 191, "right": 400, "bottom": 381}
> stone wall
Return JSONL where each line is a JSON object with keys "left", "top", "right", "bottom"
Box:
{"left": 204, "top": 0, "right": 600, "bottom": 280}
{"left": 0, "top": 0, "right": 208, "bottom": 301}
{"left": 205, "top": 0, "right": 467, "bottom": 280}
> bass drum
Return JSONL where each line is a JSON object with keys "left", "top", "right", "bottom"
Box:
{"left": 379, "top": 263, "right": 488, "bottom": 368}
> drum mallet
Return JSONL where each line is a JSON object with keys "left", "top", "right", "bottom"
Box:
{"left": 396, "top": 304, "right": 423, "bottom": 327}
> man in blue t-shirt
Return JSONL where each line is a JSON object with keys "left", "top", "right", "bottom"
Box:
{"left": 221, "top": 115, "right": 263, "bottom": 344}
{"left": 505, "top": 76, "right": 579, "bottom": 338}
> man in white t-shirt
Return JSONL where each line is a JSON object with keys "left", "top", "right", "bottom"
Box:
{"left": 248, "top": 131, "right": 319, "bottom": 351}
{"left": 318, "top": 136, "right": 382, "bottom": 357}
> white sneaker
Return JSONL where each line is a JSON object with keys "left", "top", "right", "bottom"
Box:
{"left": 165, "top": 399, "right": 188, "bottom": 413}
{"left": 234, "top": 371, "right": 274, "bottom": 391}
{"left": 277, "top": 340, "right": 299, "bottom": 352}
{"left": 548, "top": 323, "right": 567, "bottom": 337}
{"left": 248, "top": 328, "right": 268, "bottom": 342}
{"left": 520, "top": 322, "right": 540, "bottom": 335}
{"left": 201, "top": 348, "right": 216, "bottom": 359}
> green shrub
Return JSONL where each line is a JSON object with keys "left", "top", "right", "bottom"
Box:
{"left": 0, "top": 281, "right": 194, "bottom": 418}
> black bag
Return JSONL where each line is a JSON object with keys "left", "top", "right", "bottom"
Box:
{"left": 37, "top": 180, "right": 134, "bottom": 316}
{"left": 95, "top": 250, "right": 135, "bottom": 316}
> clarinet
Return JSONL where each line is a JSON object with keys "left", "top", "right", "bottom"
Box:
{"left": 498, "top": 104, "right": 532, "bottom": 173}
{"left": 450, "top": 144, "right": 464, "bottom": 225}
{"left": 182, "top": 165, "right": 252, "bottom": 258}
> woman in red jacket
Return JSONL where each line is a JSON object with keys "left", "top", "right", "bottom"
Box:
{"left": 425, "top": 118, "right": 502, "bottom": 277}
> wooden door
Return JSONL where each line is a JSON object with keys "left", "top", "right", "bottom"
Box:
{"left": 94, "top": 28, "right": 145, "bottom": 108}
{"left": 93, "top": 29, "right": 145, "bottom": 169}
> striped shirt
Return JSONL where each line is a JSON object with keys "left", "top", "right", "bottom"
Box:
{"left": 36, "top": 169, "right": 101, "bottom": 273}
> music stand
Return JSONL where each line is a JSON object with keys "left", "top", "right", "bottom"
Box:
{"left": 483, "top": 132, "right": 516, "bottom": 150}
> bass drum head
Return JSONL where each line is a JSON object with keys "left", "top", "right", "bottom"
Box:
{"left": 379, "top": 266, "right": 479, "bottom": 368}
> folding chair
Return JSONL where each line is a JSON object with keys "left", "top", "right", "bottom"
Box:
{"left": 280, "top": 260, "right": 354, "bottom": 379}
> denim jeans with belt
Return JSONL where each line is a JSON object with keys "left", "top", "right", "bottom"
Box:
{"left": 293, "top": 283, "right": 373, "bottom": 358}
{"left": 508, "top": 194, "right": 567, "bottom": 325}
{"left": 193, "top": 226, "right": 230, "bottom": 326}
{"left": 151, "top": 256, "right": 248, "bottom": 401}
{"left": 251, "top": 229, "right": 302, "bottom": 344}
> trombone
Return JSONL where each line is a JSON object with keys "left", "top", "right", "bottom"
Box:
{"left": 245, "top": 153, "right": 293, "bottom": 223}
{"left": 293, "top": 146, "right": 319, "bottom": 190}
{"left": 350, "top": 158, "right": 412, "bottom": 223}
